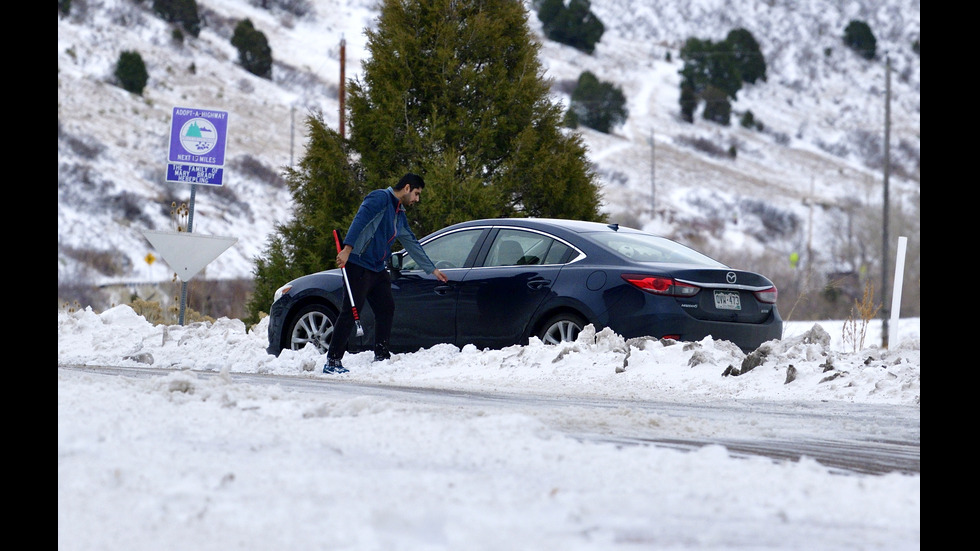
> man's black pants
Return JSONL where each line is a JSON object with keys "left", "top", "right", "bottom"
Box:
{"left": 327, "top": 262, "right": 394, "bottom": 360}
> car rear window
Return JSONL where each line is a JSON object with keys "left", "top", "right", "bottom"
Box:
{"left": 587, "top": 232, "right": 726, "bottom": 266}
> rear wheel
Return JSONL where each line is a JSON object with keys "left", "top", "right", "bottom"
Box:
{"left": 538, "top": 313, "right": 586, "bottom": 345}
{"left": 288, "top": 303, "right": 337, "bottom": 354}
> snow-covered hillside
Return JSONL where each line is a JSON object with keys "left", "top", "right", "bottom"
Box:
{"left": 57, "top": 0, "right": 919, "bottom": 298}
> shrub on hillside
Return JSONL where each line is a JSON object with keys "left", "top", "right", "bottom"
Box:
{"left": 679, "top": 83, "right": 697, "bottom": 123}
{"left": 726, "top": 28, "right": 767, "bottom": 84}
{"left": 61, "top": 246, "right": 131, "bottom": 277}
{"left": 678, "top": 38, "right": 738, "bottom": 125}
{"left": 678, "top": 28, "right": 768, "bottom": 126}
{"left": 230, "top": 154, "right": 286, "bottom": 188}
{"left": 675, "top": 135, "right": 728, "bottom": 158}
{"left": 739, "top": 198, "right": 800, "bottom": 239}
{"left": 260, "top": 0, "right": 313, "bottom": 17}
{"left": 700, "top": 85, "right": 731, "bottom": 126}
{"left": 740, "top": 110, "right": 754, "bottom": 129}
{"left": 231, "top": 18, "right": 273, "bottom": 79}
{"left": 567, "top": 71, "right": 628, "bottom": 133}
{"left": 59, "top": 125, "right": 105, "bottom": 159}
{"left": 114, "top": 50, "right": 149, "bottom": 95}
{"left": 153, "top": 0, "right": 201, "bottom": 38}
{"left": 535, "top": 0, "right": 604, "bottom": 54}
{"left": 843, "top": 20, "right": 876, "bottom": 60}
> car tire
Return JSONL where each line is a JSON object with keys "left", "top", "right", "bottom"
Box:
{"left": 538, "top": 313, "right": 586, "bottom": 345}
{"left": 288, "top": 303, "right": 337, "bottom": 354}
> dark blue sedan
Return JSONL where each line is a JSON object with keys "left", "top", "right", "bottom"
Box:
{"left": 266, "top": 218, "right": 783, "bottom": 356}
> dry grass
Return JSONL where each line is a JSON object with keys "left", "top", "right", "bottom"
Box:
{"left": 59, "top": 277, "right": 255, "bottom": 325}
{"left": 842, "top": 280, "right": 882, "bottom": 352}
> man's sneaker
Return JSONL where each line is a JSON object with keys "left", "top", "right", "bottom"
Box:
{"left": 322, "top": 358, "right": 349, "bottom": 374}
{"left": 373, "top": 343, "right": 391, "bottom": 362}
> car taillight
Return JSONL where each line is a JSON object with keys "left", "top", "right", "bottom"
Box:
{"left": 621, "top": 274, "right": 700, "bottom": 297}
{"left": 754, "top": 286, "right": 778, "bottom": 304}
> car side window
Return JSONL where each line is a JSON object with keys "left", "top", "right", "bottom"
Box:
{"left": 485, "top": 229, "right": 569, "bottom": 267}
{"left": 400, "top": 229, "right": 482, "bottom": 270}
{"left": 542, "top": 241, "right": 571, "bottom": 264}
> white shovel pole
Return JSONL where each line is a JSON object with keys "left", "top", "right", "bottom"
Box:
{"left": 334, "top": 230, "right": 364, "bottom": 337}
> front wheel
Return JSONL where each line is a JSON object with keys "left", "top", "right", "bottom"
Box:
{"left": 288, "top": 303, "right": 337, "bottom": 354}
{"left": 537, "top": 313, "right": 586, "bottom": 345}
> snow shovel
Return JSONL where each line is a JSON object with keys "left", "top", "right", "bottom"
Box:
{"left": 333, "top": 229, "right": 364, "bottom": 337}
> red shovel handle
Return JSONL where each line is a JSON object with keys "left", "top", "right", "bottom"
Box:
{"left": 333, "top": 229, "right": 363, "bottom": 331}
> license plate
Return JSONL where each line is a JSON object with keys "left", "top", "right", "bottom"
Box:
{"left": 713, "top": 290, "right": 741, "bottom": 310}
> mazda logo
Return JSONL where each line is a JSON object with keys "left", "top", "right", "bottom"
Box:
{"left": 726, "top": 272, "right": 737, "bottom": 284}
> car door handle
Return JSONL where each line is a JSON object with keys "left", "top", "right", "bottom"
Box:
{"left": 434, "top": 284, "right": 454, "bottom": 295}
{"left": 527, "top": 279, "right": 552, "bottom": 290}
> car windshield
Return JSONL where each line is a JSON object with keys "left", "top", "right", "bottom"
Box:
{"left": 586, "top": 231, "right": 727, "bottom": 267}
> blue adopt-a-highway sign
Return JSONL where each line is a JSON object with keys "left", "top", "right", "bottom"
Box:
{"left": 167, "top": 107, "right": 229, "bottom": 186}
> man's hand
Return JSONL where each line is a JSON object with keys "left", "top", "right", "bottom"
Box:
{"left": 432, "top": 268, "right": 449, "bottom": 283}
{"left": 336, "top": 245, "right": 352, "bottom": 268}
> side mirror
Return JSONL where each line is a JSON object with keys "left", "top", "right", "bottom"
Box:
{"left": 388, "top": 253, "right": 402, "bottom": 275}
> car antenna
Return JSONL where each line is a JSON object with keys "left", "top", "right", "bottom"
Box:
{"left": 608, "top": 223, "right": 619, "bottom": 231}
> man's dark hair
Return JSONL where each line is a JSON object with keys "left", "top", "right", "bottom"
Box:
{"left": 394, "top": 173, "right": 425, "bottom": 191}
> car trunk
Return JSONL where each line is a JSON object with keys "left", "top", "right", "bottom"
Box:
{"left": 672, "top": 268, "right": 775, "bottom": 324}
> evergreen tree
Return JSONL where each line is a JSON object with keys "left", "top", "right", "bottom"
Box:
{"left": 114, "top": 50, "right": 149, "bottom": 95}
{"left": 678, "top": 34, "right": 755, "bottom": 125}
{"left": 231, "top": 19, "right": 273, "bottom": 79}
{"left": 678, "top": 37, "right": 713, "bottom": 103}
{"left": 248, "top": 0, "right": 605, "bottom": 322}
{"left": 568, "top": 71, "right": 628, "bottom": 133}
{"left": 739, "top": 109, "right": 756, "bottom": 129}
{"left": 700, "top": 85, "right": 731, "bottom": 126}
{"left": 346, "top": 0, "right": 604, "bottom": 233}
{"left": 679, "top": 37, "right": 741, "bottom": 99}
{"left": 679, "top": 82, "right": 697, "bottom": 123}
{"left": 726, "top": 28, "right": 767, "bottom": 84}
{"left": 535, "top": 0, "right": 604, "bottom": 54}
{"left": 843, "top": 20, "right": 876, "bottom": 60}
{"left": 245, "top": 114, "right": 366, "bottom": 321}
{"left": 152, "top": 0, "right": 201, "bottom": 38}
{"left": 535, "top": 0, "right": 562, "bottom": 28}
{"left": 563, "top": 107, "right": 580, "bottom": 129}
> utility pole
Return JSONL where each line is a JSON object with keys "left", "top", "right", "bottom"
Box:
{"left": 881, "top": 54, "right": 891, "bottom": 348}
{"left": 339, "top": 35, "right": 346, "bottom": 139}
{"left": 649, "top": 127, "right": 655, "bottom": 217}
{"left": 807, "top": 177, "right": 814, "bottom": 280}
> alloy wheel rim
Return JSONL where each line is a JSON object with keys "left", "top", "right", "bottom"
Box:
{"left": 291, "top": 312, "right": 334, "bottom": 353}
